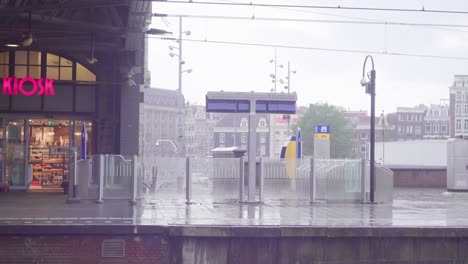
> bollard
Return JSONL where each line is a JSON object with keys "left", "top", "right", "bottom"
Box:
{"left": 259, "top": 157, "right": 264, "bottom": 203}
{"left": 129, "top": 155, "right": 138, "bottom": 206}
{"left": 151, "top": 165, "right": 158, "bottom": 193}
{"left": 309, "top": 158, "right": 316, "bottom": 203}
{"left": 239, "top": 157, "right": 245, "bottom": 203}
{"left": 185, "top": 157, "right": 193, "bottom": 204}
{"left": 361, "top": 158, "right": 366, "bottom": 203}
{"left": 96, "top": 155, "right": 104, "bottom": 204}
{"left": 66, "top": 149, "right": 80, "bottom": 204}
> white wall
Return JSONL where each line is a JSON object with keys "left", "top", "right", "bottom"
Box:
{"left": 375, "top": 140, "right": 447, "bottom": 167}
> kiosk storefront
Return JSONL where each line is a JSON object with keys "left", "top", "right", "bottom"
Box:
{"left": 0, "top": 51, "right": 96, "bottom": 191}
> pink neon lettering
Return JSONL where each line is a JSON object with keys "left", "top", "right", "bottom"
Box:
{"left": 37, "top": 78, "right": 45, "bottom": 95}
{"left": 2, "top": 77, "right": 12, "bottom": 95}
{"left": 2, "top": 77, "right": 55, "bottom": 96}
{"left": 44, "top": 78, "right": 55, "bottom": 96}
{"left": 19, "top": 77, "right": 38, "bottom": 96}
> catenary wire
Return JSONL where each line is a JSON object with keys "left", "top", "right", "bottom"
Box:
{"left": 149, "top": 0, "right": 468, "bottom": 15}
{"left": 148, "top": 36, "right": 468, "bottom": 61}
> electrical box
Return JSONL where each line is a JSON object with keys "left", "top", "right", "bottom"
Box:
{"left": 447, "top": 138, "right": 468, "bottom": 191}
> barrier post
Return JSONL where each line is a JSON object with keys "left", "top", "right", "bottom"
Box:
{"left": 309, "top": 158, "right": 316, "bottom": 203}
{"left": 186, "top": 157, "right": 193, "bottom": 204}
{"left": 96, "top": 155, "right": 105, "bottom": 204}
{"left": 361, "top": 158, "right": 367, "bottom": 203}
{"left": 239, "top": 157, "right": 245, "bottom": 202}
{"left": 129, "top": 155, "right": 138, "bottom": 205}
{"left": 66, "top": 148, "right": 80, "bottom": 204}
{"left": 259, "top": 157, "right": 264, "bottom": 203}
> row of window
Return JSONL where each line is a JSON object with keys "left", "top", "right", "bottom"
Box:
{"left": 0, "top": 51, "right": 95, "bottom": 81}
{"left": 398, "top": 113, "right": 424, "bottom": 122}
{"left": 456, "top": 91, "right": 468, "bottom": 100}
{"left": 455, "top": 104, "right": 468, "bottom": 115}
{"left": 397, "top": 125, "right": 422, "bottom": 135}
{"left": 427, "top": 109, "right": 449, "bottom": 117}
{"left": 240, "top": 118, "right": 267, "bottom": 128}
{"left": 455, "top": 119, "right": 468, "bottom": 131}
{"left": 425, "top": 123, "right": 448, "bottom": 133}
{"left": 218, "top": 133, "right": 267, "bottom": 144}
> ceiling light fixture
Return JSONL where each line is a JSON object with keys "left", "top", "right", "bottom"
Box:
{"left": 20, "top": 11, "right": 33, "bottom": 47}
{"left": 86, "top": 33, "right": 98, "bottom": 65}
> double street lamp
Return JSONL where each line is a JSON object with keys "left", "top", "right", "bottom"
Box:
{"left": 360, "top": 55, "right": 376, "bottom": 204}
{"left": 168, "top": 17, "right": 192, "bottom": 157}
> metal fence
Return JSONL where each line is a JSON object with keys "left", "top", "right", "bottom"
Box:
{"left": 71, "top": 155, "right": 142, "bottom": 204}
{"left": 140, "top": 156, "right": 240, "bottom": 201}
{"left": 71, "top": 154, "right": 392, "bottom": 204}
{"left": 314, "top": 159, "right": 363, "bottom": 201}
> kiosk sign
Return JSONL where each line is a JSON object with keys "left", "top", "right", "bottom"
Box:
{"left": 3, "top": 77, "right": 55, "bottom": 96}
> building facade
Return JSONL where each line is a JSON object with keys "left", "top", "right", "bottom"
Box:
{"left": 344, "top": 111, "right": 385, "bottom": 159}
{"left": 140, "top": 88, "right": 182, "bottom": 157}
{"left": 213, "top": 113, "right": 270, "bottom": 157}
{"left": 449, "top": 75, "right": 468, "bottom": 138}
{"left": 424, "top": 103, "right": 450, "bottom": 139}
{"left": 184, "top": 103, "right": 219, "bottom": 158}
{"left": 395, "top": 105, "right": 428, "bottom": 140}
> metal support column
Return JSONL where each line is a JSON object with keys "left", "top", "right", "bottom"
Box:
{"left": 129, "top": 155, "right": 138, "bottom": 205}
{"left": 259, "top": 157, "right": 264, "bottom": 203}
{"left": 96, "top": 155, "right": 104, "bottom": 204}
{"left": 239, "top": 156, "right": 245, "bottom": 202}
{"left": 309, "top": 158, "right": 316, "bottom": 203}
{"left": 66, "top": 150, "right": 80, "bottom": 204}
{"left": 186, "top": 156, "right": 193, "bottom": 204}
{"left": 361, "top": 158, "right": 367, "bottom": 203}
{"left": 248, "top": 99, "right": 257, "bottom": 203}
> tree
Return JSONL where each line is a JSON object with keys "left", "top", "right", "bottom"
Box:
{"left": 294, "top": 103, "right": 354, "bottom": 158}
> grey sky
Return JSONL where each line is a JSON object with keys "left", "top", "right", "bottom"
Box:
{"left": 148, "top": 0, "right": 468, "bottom": 113}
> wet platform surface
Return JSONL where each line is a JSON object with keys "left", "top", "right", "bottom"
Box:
{"left": 0, "top": 188, "right": 467, "bottom": 227}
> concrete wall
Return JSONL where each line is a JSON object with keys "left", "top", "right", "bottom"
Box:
{"left": 170, "top": 227, "right": 468, "bottom": 264}
{"left": 2, "top": 226, "right": 468, "bottom": 263}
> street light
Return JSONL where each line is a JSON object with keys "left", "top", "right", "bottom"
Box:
{"left": 167, "top": 16, "right": 192, "bottom": 157}
{"left": 360, "top": 55, "right": 376, "bottom": 204}
{"left": 156, "top": 139, "right": 178, "bottom": 155}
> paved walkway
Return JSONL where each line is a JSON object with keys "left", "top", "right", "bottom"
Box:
{"left": 0, "top": 188, "right": 467, "bottom": 227}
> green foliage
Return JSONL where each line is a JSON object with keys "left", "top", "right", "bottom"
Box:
{"left": 294, "top": 103, "right": 354, "bottom": 158}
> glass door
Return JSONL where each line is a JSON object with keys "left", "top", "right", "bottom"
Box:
{"left": 5, "top": 119, "right": 27, "bottom": 188}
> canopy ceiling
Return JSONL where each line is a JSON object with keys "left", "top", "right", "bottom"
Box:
{"left": 0, "top": 0, "right": 152, "bottom": 53}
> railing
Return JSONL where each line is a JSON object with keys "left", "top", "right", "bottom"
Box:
{"left": 70, "top": 154, "right": 392, "bottom": 205}
{"left": 314, "top": 159, "right": 363, "bottom": 201}
{"left": 70, "top": 155, "right": 141, "bottom": 205}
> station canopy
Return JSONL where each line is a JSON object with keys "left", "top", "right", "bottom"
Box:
{"left": 0, "top": 0, "right": 153, "bottom": 55}
{"left": 206, "top": 91, "right": 297, "bottom": 114}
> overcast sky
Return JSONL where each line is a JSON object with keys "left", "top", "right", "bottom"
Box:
{"left": 148, "top": 0, "right": 468, "bottom": 113}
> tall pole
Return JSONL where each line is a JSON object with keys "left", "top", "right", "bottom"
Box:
{"left": 177, "top": 16, "right": 183, "bottom": 157}
{"left": 287, "top": 61, "right": 291, "bottom": 135}
{"left": 370, "top": 68, "right": 376, "bottom": 203}
{"left": 362, "top": 55, "right": 376, "bottom": 203}
{"left": 382, "top": 110, "right": 385, "bottom": 164}
{"left": 287, "top": 61, "right": 291, "bottom": 94}
{"left": 274, "top": 49, "right": 277, "bottom": 93}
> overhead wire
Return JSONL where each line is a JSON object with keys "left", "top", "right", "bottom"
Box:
{"left": 158, "top": 14, "right": 468, "bottom": 30}
{"left": 151, "top": 0, "right": 468, "bottom": 15}
{"left": 147, "top": 36, "right": 468, "bottom": 61}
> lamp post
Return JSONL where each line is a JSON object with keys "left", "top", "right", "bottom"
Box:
{"left": 381, "top": 110, "right": 385, "bottom": 165}
{"left": 170, "top": 16, "right": 191, "bottom": 157}
{"left": 360, "top": 55, "right": 376, "bottom": 203}
{"left": 156, "top": 139, "right": 178, "bottom": 155}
